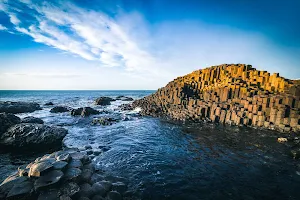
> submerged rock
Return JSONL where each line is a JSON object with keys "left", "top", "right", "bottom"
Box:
{"left": 50, "top": 106, "right": 70, "bottom": 113}
{"left": 122, "top": 97, "right": 134, "bottom": 101}
{"left": 95, "top": 97, "right": 115, "bottom": 106}
{"left": 21, "top": 116, "right": 44, "bottom": 124}
{"left": 0, "top": 123, "right": 68, "bottom": 151}
{"left": 0, "top": 101, "right": 41, "bottom": 114}
{"left": 0, "top": 113, "right": 21, "bottom": 136}
{"left": 92, "top": 117, "right": 118, "bottom": 126}
{"left": 44, "top": 102, "right": 54, "bottom": 106}
{"left": 71, "top": 107, "right": 100, "bottom": 117}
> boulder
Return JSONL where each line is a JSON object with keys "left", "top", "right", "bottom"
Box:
{"left": 0, "top": 101, "right": 41, "bottom": 114}
{"left": 71, "top": 107, "right": 100, "bottom": 117}
{"left": 21, "top": 116, "right": 44, "bottom": 124}
{"left": 95, "top": 97, "right": 115, "bottom": 106}
{"left": 91, "top": 182, "right": 109, "bottom": 197}
{"left": 0, "top": 113, "right": 21, "bottom": 136}
{"left": 78, "top": 183, "right": 93, "bottom": 198}
{"left": 92, "top": 117, "right": 118, "bottom": 126}
{"left": 50, "top": 106, "right": 70, "bottom": 113}
{"left": 107, "top": 191, "right": 122, "bottom": 200}
{"left": 119, "top": 104, "right": 133, "bottom": 111}
{"left": 112, "top": 182, "right": 127, "bottom": 195}
{"left": 64, "top": 168, "right": 82, "bottom": 182}
{"left": 29, "top": 159, "right": 55, "bottom": 177}
{"left": 53, "top": 161, "right": 68, "bottom": 170}
{"left": 44, "top": 102, "right": 54, "bottom": 106}
{"left": 68, "top": 159, "right": 83, "bottom": 169}
{"left": 80, "top": 169, "right": 93, "bottom": 183}
{"left": 0, "top": 124, "right": 68, "bottom": 151}
{"left": 0, "top": 174, "right": 28, "bottom": 195}
{"left": 7, "top": 180, "right": 34, "bottom": 199}
{"left": 38, "top": 189, "right": 60, "bottom": 200}
{"left": 34, "top": 170, "right": 64, "bottom": 191}
{"left": 60, "top": 182, "right": 80, "bottom": 197}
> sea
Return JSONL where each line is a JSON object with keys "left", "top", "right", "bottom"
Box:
{"left": 0, "top": 90, "right": 300, "bottom": 200}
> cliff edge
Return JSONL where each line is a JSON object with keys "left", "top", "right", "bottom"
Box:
{"left": 133, "top": 64, "right": 300, "bottom": 132}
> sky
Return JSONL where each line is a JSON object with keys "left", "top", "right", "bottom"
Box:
{"left": 0, "top": 0, "right": 299, "bottom": 90}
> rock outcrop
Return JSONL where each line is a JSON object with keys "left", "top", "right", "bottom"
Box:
{"left": 71, "top": 107, "right": 100, "bottom": 117}
{"left": 21, "top": 116, "right": 44, "bottom": 124}
{"left": 0, "top": 113, "right": 21, "bottom": 136}
{"left": 0, "top": 124, "right": 68, "bottom": 151}
{"left": 0, "top": 102, "right": 41, "bottom": 114}
{"left": 133, "top": 64, "right": 300, "bottom": 133}
{"left": 0, "top": 148, "right": 128, "bottom": 200}
{"left": 95, "top": 97, "right": 115, "bottom": 106}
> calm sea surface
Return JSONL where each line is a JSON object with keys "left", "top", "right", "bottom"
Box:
{"left": 0, "top": 90, "right": 300, "bottom": 199}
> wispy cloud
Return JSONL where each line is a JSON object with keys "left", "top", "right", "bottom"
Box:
{"left": 0, "top": 24, "right": 7, "bottom": 31}
{"left": 0, "top": 0, "right": 158, "bottom": 74}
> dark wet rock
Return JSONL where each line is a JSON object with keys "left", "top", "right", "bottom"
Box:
{"left": 91, "top": 182, "right": 109, "bottom": 197}
{"left": 68, "top": 159, "right": 83, "bottom": 169}
{"left": 0, "top": 123, "right": 67, "bottom": 151}
{"left": 107, "top": 191, "right": 122, "bottom": 200}
{"left": 70, "top": 152, "right": 87, "bottom": 162}
{"left": 82, "top": 163, "right": 95, "bottom": 173}
{"left": 85, "top": 145, "right": 92, "bottom": 150}
{"left": 64, "top": 168, "right": 82, "bottom": 182}
{"left": 53, "top": 161, "right": 68, "bottom": 170}
{"left": 87, "top": 150, "right": 93, "bottom": 155}
{"left": 79, "top": 197, "right": 91, "bottom": 200}
{"left": 34, "top": 170, "right": 64, "bottom": 191}
{"left": 60, "top": 182, "right": 80, "bottom": 197}
{"left": 80, "top": 169, "right": 93, "bottom": 183}
{"left": 98, "top": 180, "right": 112, "bottom": 192}
{"left": 0, "top": 113, "right": 21, "bottom": 136}
{"left": 0, "top": 101, "right": 41, "bottom": 114}
{"left": 0, "top": 175, "right": 28, "bottom": 195}
{"left": 71, "top": 107, "right": 100, "bottom": 117}
{"left": 95, "top": 97, "right": 115, "bottom": 106}
{"left": 90, "top": 174, "right": 105, "bottom": 185}
{"left": 78, "top": 183, "right": 93, "bottom": 198}
{"left": 290, "top": 149, "right": 300, "bottom": 159}
{"left": 119, "top": 104, "right": 133, "bottom": 111}
{"left": 93, "top": 151, "right": 101, "bottom": 156}
{"left": 92, "top": 117, "right": 118, "bottom": 126}
{"left": 38, "top": 189, "right": 60, "bottom": 200}
{"left": 7, "top": 180, "right": 33, "bottom": 199}
{"left": 112, "top": 182, "right": 127, "bottom": 195}
{"left": 50, "top": 106, "right": 70, "bottom": 113}
{"left": 92, "top": 195, "right": 105, "bottom": 200}
{"left": 44, "top": 102, "right": 54, "bottom": 106}
{"left": 60, "top": 194, "right": 72, "bottom": 200}
{"left": 122, "top": 97, "right": 134, "bottom": 101}
{"left": 115, "top": 96, "right": 124, "bottom": 100}
{"left": 21, "top": 116, "right": 44, "bottom": 124}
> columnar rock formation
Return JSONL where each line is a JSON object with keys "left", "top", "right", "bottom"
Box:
{"left": 133, "top": 64, "right": 300, "bottom": 132}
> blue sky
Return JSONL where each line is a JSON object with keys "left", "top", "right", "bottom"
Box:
{"left": 0, "top": 0, "right": 299, "bottom": 90}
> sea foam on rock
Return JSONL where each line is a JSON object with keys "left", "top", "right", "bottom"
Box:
{"left": 0, "top": 148, "right": 128, "bottom": 200}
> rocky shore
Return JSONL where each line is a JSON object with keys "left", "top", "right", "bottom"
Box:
{"left": 0, "top": 147, "right": 128, "bottom": 200}
{"left": 132, "top": 64, "right": 300, "bottom": 133}
{"left": 0, "top": 96, "right": 135, "bottom": 200}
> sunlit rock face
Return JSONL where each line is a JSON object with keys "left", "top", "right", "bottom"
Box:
{"left": 133, "top": 64, "right": 300, "bottom": 132}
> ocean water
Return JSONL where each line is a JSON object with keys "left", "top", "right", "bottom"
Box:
{"left": 1, "top": 90, "right": 300, "bottom": 200}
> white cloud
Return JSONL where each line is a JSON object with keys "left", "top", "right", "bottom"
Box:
{"left": 8, "top": 13, "right": 21, "bottom": 25}
{"left": 0, "top": 24, "right": 7, "bottom": 31}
